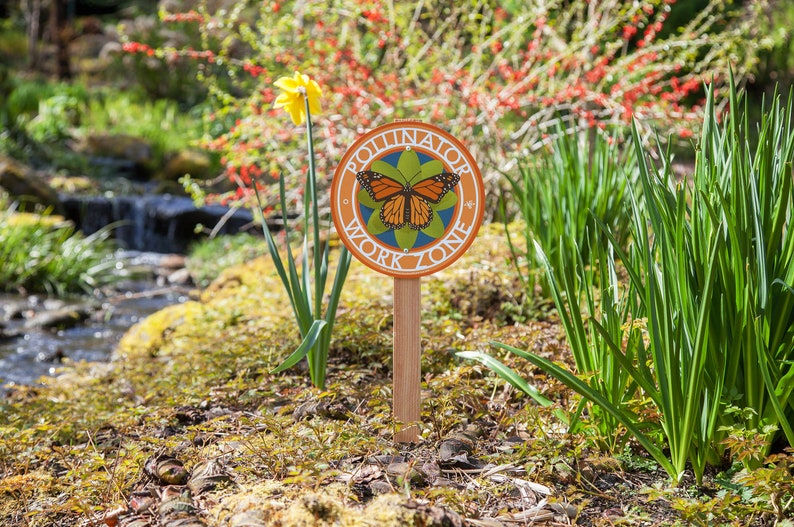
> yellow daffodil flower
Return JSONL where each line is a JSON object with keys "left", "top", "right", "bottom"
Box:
{"left": 273, "top": 71, "right": 322, "bottom": 125}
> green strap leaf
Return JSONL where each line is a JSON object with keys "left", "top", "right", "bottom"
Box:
{"left": 489, "top": 340, "right": 678, "bottom": 482}
{"left": 457, "top": 350, "right": 553, "bottom": 408}
{"left": 270, "top": 319, "right": 327, "bottom": 374}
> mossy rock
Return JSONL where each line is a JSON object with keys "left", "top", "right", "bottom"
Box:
{"left": 69, "top": 33, "right": 114, "bottom": 59}
{"left": 0, "top": 155, "right": 65, "bottom": 214}
{"left": 79, "top": 134, "right": 152, "bottom": 163}
{"left": 160, "top": 149, "right": 216, "bottom": 182}
{"left": 48, "top": 174, "right": 96, "bottom": 193}
{"left": 116, "top": 301, "right": 206, "bottom": 359}
{"left": 77, "top": 133, "right": 154, "bottom": 178}
{"left": 5, "top": 211, "right": 68, "bottom": 228}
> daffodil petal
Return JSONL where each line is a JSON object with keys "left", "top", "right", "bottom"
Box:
{"left": 273, "top": 92, "right": 292, "bottom": 108}
{"left": 308, "top": 100, "right": 321, "bottom": 116}
{"left": 287, "top": 103, "right": 304, "bottom": 125}
{"left": 306, "top": 82, "right": 322, "bottom": 100}
{"left": 274, "top": 71, "right": 321, "bottom": 125}
{"left": 274, "top": 77, "right": 298, "bottom": 92}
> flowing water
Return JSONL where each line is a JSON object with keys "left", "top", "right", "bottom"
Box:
{"left": 61, "top": 194, "right": 254, "bottom": 253}
{"left": 0, "top": 254, "right": 189, "bottom": 392}
{"left": 1, "top": 193, "right": 253, "bottom": 393}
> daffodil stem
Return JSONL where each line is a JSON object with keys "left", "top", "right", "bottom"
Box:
{"left": 304, "top": 94, "right": 322, "bottom": 374}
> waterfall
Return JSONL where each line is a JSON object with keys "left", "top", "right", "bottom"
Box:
{"left": 60, "top": 194, "right": 255, "bottom": 253}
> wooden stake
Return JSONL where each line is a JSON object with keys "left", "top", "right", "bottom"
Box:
{"left": 393, "top": 277, "right": 421, "bottom": 443}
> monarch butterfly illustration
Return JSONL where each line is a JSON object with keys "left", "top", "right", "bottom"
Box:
{"left": 356, "top": 169, "right": 460, "bottom": 231}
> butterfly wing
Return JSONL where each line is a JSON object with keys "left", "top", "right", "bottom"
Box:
{"left": 411, "top": 172, "right": 460, "bottom": 204}
{"left": 408, "top": 194, "right": 433, "bottom": 230}
{"left": 380, "top": 192, "right": 408, "bottom": 230}
{"left": 356, "top": 170, "right": 405, "bottom": 202}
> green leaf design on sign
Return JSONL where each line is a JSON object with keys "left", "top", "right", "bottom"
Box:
{"left": 367, "top": 205, "right": 390, "bottom": 234}
{"left": 358, "top": 188, "right": 379, "bottom": 209}
{"left": 398, "top": 148, "right": 422, "bottom": 183}
{"left": 420, "top": 159, "right": 444, "bottom": 182}
{"left": 422, "top": 210, "right": 446, "bottom": 239}
{"left": 395, "top": 225, "right": 419, "bottom": 251}
{"left": 372, "top": 160, "right": 402, "bottom": 182}
{"left": 434, "top": 188, "right": 458, "bottom": 211}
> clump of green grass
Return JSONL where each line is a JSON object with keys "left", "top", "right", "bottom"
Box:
{"left": 502, "top": 126, "right": 638, "bottom": 297}
{"left": 0, "top": 199, "right": 124, "bottom": 295}
{"left": 186, "top": 233, "right": 268, "bottom": 288}
{"left": 1, "top": 77, "right": 206, "bottom": 177}
{"left": 470, "top": 78, "right": 794, "bottom": 488}
{"left": 81, "top": 88, "right": 206, "bottom": 161}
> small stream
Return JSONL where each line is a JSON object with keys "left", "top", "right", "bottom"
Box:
{"left": 1, "top": 193, "right": 254, "bottom": 393}
{"left": 61, "top": 194, "right": 254, "bottom": 253}
{"left": 0, "top": 252, "right": 191, "bottom": 391}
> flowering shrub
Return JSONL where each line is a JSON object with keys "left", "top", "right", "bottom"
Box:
{"left": 120, "top": 0, "right": 767, "bottom": 215}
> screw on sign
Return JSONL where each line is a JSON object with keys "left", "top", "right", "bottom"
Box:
{"left": 331, "top": 121, "right": 484, "bottom": 442}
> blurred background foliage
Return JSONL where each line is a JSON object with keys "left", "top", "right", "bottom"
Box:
{"left": 0, "top": 0, "right": 792, "bottom": 214}
{"left": 2, "top": 0, "right": 791, "bottom": 99}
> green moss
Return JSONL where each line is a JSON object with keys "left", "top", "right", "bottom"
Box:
{"left": 0, "top": 225, "right": 779, "bottom": 526}
{"left": 116, "top": 301, "right": 207, "bottom": 359}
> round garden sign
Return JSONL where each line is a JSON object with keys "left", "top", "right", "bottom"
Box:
{"left": 331, "top": 121, "right": 484, "bottom": 278}
{"left": 331, "top": 121, "right": 484, "bottom": 442}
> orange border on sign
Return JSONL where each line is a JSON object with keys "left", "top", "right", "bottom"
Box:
{"left": 331, "top": 122, "right": 484, "bottom": 278}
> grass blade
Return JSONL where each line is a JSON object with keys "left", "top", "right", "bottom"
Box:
{"left": 489, "top": 341, "right": 678, "bottom": 481}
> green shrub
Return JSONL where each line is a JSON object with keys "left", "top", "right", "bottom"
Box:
{"left": 1, "top": 80, "right": 206, "bottom": 177}
{"left": 81, "top": 89, "right": 207, "bottom": 165}
{"left": 26, "top": 92, "right": 87, "bottom": 142}
{"left": 6, "top": 80, "right": 88, "bottom": 126}
{"left": 0, "top": 19, "right": 27, "bottom": 68}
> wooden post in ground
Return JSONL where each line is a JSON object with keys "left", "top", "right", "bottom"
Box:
{"left": 393, "top": 277, "right": 421, "bottom": 443}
